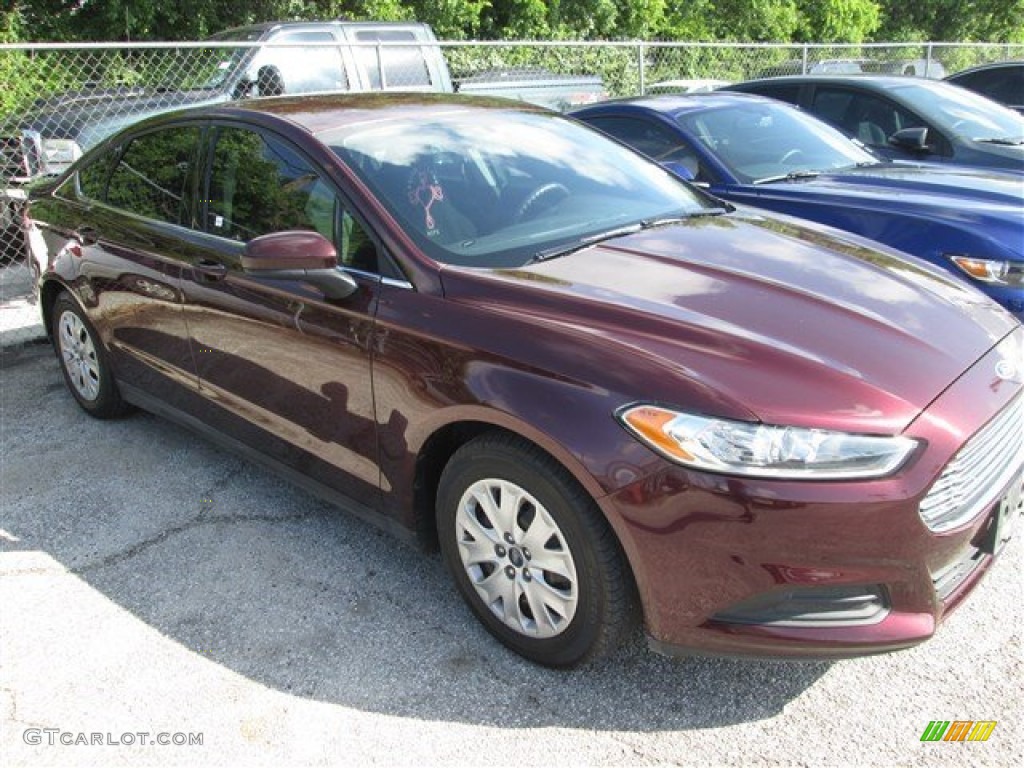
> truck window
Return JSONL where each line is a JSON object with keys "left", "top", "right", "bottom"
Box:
{"left": 261, "top": 31, "right": 349, "bottom": 95}
{"left": 353, "top": 30, "right": 431, "bottom": 89}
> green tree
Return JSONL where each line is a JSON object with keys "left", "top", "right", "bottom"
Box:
{"left": 796, "top": 0, "right": 881, "bottom": 43}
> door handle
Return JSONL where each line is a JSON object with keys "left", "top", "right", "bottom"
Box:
{"left": 195, "top": 259, "right": 228, "bottom": 281}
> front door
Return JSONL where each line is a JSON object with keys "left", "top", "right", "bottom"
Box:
{"left": 178, "top": 124, "right": 383, "bottom": 507}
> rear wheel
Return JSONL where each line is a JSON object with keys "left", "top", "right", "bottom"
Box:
{"left": 437, "top": 433, "right": 637, "bottom": 667}
{"left": 52, "top": 292, "right": 131, "bottom": 418}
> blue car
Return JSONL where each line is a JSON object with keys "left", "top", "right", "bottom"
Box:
{"left": 572, "top": 93, "right": 1024, "bottom": 319}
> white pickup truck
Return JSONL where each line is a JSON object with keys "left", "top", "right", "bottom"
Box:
{"left": 4, "top": 21, "right": 606, "bottom": 179}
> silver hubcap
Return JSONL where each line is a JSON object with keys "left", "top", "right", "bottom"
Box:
{"left": 455, "top": 479, "right": 578, "bottom": 639}
{"left": 57, "top": 310, "right": 101, "bottom": 401}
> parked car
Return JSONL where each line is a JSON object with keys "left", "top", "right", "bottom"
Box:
{"left": 572, "top": 93, "right": 1024, "bottom": 319}
{"left": 945, "top": 61, "right": 1024, "bottom": 114}
{"left": 26, "top": 94, "right": 1023, "bottom": 667}
{"left": 3, "top": 20, "right": 605, "bottom": 181}
{"left": 723, "top": 75, "right": 1024, "bottom": 171}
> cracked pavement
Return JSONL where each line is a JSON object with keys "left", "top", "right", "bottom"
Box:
{"left": 1, "top": 342, "right": 1022, "bottom": 767}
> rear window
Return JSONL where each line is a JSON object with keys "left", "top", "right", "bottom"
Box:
{"left": 354, "top": 30, "right": 431, "bottom": 88}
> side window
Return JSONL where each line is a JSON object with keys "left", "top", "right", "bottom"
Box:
{"left": 812, "top": 88, "right": 925, "bottom": 147}
{"left": 260, "top": 31, "right": 347, "bottom": 95}
{"left": 955, "top": 68, "right": 1023, "bottom": 105}
{"left": 104, "top": 126, "right": 200, "bottom": 226}
{"left": 208, "top": 127, "right": 332, "bottom": 241}
{"left": 354, "top": 30, "right": 430, "bottom": 88}
{"left": 206, "top": 126, "right": 379, "bottom": 272}
{"left": 586, "top": 116, "right": 705, "bottom": 180}
{"left": 77, "top": 149, "right": 119, "bottom": 201}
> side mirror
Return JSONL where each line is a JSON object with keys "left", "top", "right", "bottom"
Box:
{"left": 242, "top": 230, "right": 358, "bottom": 300}
{"left": 662, "top": 160, "right": 696, "bottom": 181}
{"left": 888, "top": 126, "right": 933, "bottom": 154}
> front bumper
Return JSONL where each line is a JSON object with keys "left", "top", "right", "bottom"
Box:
{"left": 602, "top": 329, "right": 1024, "bottom": 659}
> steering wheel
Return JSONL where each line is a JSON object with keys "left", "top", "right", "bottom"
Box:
{"left": 779, "top": 149, "right": 805, "bottom": 165}
{"left": 513, "top": 183, "right": 570, "bottom": 223}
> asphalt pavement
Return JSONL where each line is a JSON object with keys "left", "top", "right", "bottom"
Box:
{"left": 1, "top": 270, "right": 1021, "bottom": 767}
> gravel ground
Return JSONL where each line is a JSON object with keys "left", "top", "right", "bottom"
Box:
{"left": 1, "top": 339, "right": 1021, "bottom": 768}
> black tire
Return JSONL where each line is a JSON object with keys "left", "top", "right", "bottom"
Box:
{"left": 51, "top": 292, "right": 131, "bottom": 419}
{"left": 437, "top": 433, "right": 638, "bottom": 667}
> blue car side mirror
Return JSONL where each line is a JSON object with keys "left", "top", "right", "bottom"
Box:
{"left": 662, "top": 160, "right": 696, "bottom": 181}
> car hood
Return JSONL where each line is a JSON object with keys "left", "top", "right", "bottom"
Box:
{"left": 753, "top": 163, "right": 1024, "bottom": 218}
{"left": 441, "top": 211, "right": 1017, "bottom": 434}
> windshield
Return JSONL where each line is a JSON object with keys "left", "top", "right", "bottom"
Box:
{"left": 676, "top": 101, "right": 878, "bottom": 183}
{"left": 322, "top": 109, "right": 715, "bottom": 267}
{"left": 894, "top": 81, "right": 1024, "bottom": 141}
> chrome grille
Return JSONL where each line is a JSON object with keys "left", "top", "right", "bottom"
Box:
{"left": 920, "top": 394, "right": 1024, "bottom": 533}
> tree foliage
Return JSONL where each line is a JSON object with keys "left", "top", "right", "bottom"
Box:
{"left": 0, "top": 0, "right": 1020, "bottom": 41}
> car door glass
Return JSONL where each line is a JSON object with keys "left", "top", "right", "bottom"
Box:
{"left": 813, "top": 88, "right": 924, "bottom": 146}
{"left": 586, "top": 116, "right": 704, "bottom": 179}
{"left": 207, "top": 126, "right": 380, "bottom": 273}
{"left": 104, "top": 127, "right": 200, "bottom": 225}
{"left": 208, "top": 127, "right": 339, "bottom": 242}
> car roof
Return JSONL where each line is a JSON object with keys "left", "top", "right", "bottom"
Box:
{"left": 572, "top": 91, "right": 778, "bottom": 118}
{"left": 946, "top": 60, "right": 1024, "bottom": 79}
{"left": 732, "top": 74, "right": 952, "bottom": 92}
{"left": 151, "top": 93, "right": 550, "bottom": 136}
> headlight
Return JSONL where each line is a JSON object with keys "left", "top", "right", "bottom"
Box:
{"left": 618, "top": 405, "right": 919, "bottom": 480}
{"left": 40, "top": 139, "right": 82, "bottom": 174}
{"left": 949, "top": 255, "right": 1024, "bottom": 287}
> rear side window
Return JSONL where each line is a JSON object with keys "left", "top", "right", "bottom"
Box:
{"left": 354, "top": 30, "right": 430, "bottom": 88}
{"left": 103, "top": 126, "right": 200, "bottom": 226}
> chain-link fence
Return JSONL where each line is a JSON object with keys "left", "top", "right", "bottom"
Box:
{"left": 2, "top": 37, "right": 1022, "bottom": 272}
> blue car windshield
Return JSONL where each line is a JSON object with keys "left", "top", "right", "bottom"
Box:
{"left": 892, "top": 81, "right": 1024, "bottom": 141}
{"left": 322, "top": 108, "right": 714, "bottom": 267}
{"left": 675, "top": 102, "right": 879, "bottom": 183}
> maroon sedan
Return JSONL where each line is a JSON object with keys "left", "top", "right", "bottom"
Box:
{"left": 26, "top": 94, "right": 1023, "bottom": 667}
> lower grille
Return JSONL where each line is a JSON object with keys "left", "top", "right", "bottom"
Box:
{"left": 920, "top": 394, "right": 1024, "bottom": 533}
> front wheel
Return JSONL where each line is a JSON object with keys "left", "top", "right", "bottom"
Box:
{"left": 437, "top": 433, "right": 637, "bottom": 667}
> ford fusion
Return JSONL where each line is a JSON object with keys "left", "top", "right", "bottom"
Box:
{"left": 26, "top": 94, "right": 1024, "bottom": 667}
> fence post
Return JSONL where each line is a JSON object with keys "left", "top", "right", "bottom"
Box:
{"left": 925, "top": 42, "right": 933, "bottom": 77}
{"left": 801, "top": 44, "right": 808, "bottom": 74}
{"left": 638, "top": 41, "right": 645, "bottom": 95}
{"left": 376, "top": 43, "right": 386, "bottom": 89}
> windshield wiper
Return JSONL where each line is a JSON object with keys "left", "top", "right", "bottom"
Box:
{"left": 531, "top": 223, "right": 643, "bottom": 263}
{"left": 642, "top": 206, "right": 732, "bottom": 227}
{"left": 754, "top": 170, "right": 821, "bottom": 185}
{"left": 530, "top": 208, "right": 733, "bottom": 263}
{"left": 976, "top": 137, "right": 1024, "bottom": 146}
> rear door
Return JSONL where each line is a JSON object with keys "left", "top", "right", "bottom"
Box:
{"left": 40, "top": 124, "right": 204, "bottom": 405}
